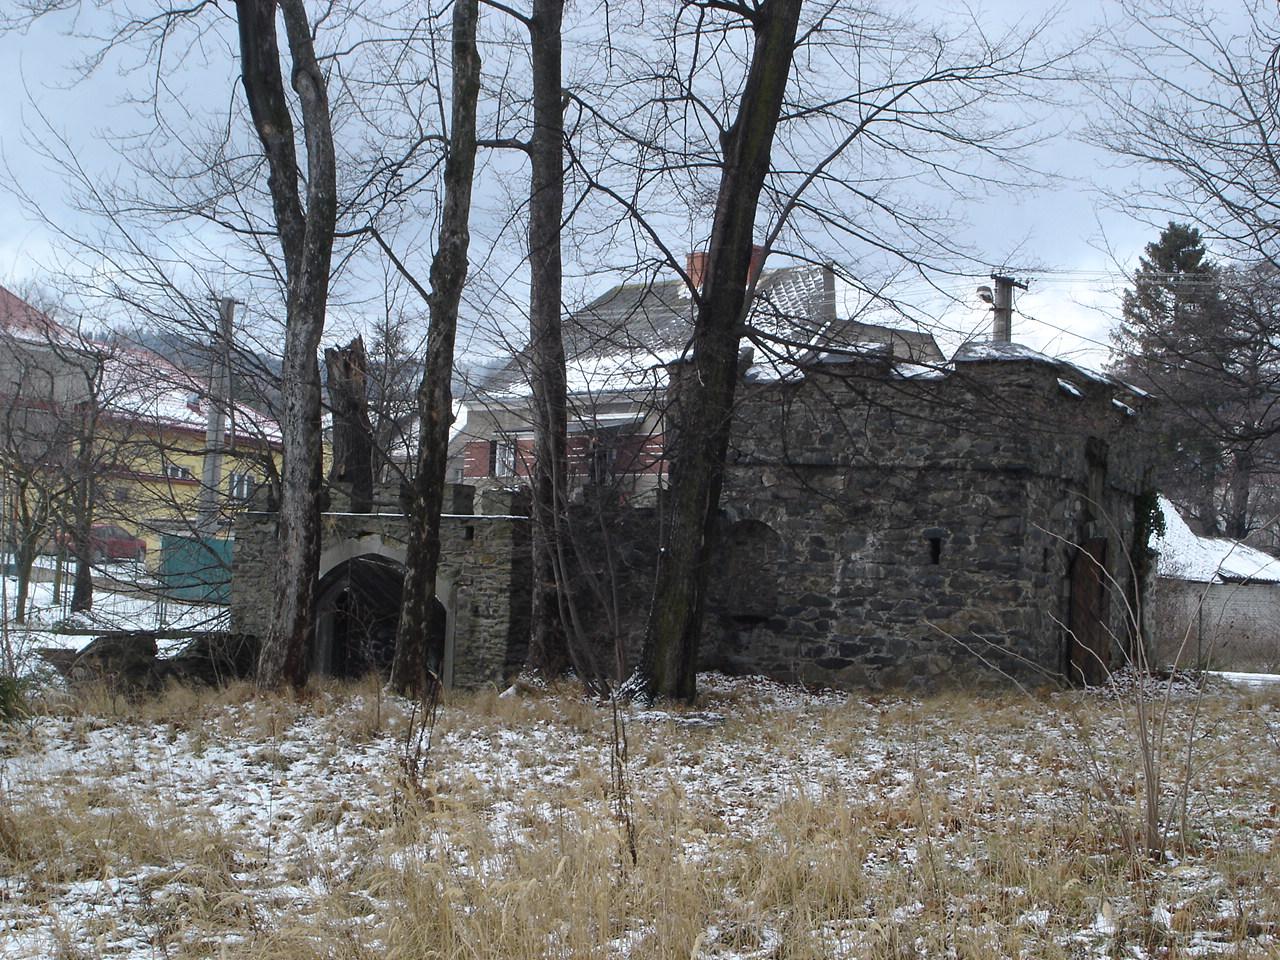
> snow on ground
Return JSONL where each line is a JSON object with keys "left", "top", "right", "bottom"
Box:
{"left": 1, "top": 672, "right": 1276, "bottom": 959}
{"left": 2, "top": 570, "right": 227, "bottom": 660}
{"left": 1208, "top": 670, "right": 1280, "bottom": 687}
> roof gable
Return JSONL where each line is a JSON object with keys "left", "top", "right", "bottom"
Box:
{"left": 474, "top": 262, "right": 877, "bottom": 400}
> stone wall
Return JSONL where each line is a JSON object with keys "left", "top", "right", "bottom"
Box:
{"left": 566, "top": 349, "right": 1152, "bottom": 689}
{"left": 231, "top": 483, "right": 531, "bottom": 688}
{"left": 703, "top": 352, "right": 1150, "bottom": 687}
{"left": 232, "top": 348, "right": 1153, "bottom": 692}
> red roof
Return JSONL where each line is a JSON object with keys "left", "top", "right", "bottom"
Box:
{"left": 0, "top": 283, "right": 72, "bottom": 344}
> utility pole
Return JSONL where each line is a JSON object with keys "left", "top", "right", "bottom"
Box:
{"left": 991, "top": 274, "right": 1027, "bottom": 343}
{"left": 198, "top": 297, "right": 236, "bottom": 536}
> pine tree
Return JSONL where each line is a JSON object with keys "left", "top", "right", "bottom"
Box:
{"left": 1113, "top": 223, "right": 1280, "bottom": 538}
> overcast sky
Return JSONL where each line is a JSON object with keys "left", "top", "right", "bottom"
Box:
{"left": 0, "top": 0, "right": 1223, "bottom": 371}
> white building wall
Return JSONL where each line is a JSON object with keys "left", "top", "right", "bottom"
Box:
{"left": 1153, "top": 578, "right": 1280, "bottom": 672}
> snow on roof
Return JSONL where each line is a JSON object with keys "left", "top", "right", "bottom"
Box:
{"left": 0, "top": 286, "right": 281, "bottom": 443}
{"left": 953, "top": 339, "right": 1146, "bottom": 398}
{"left": 472, "top": 263, "right": 850, "bottom": 401}
{"left": 893, "top": 361, "right": 948, "bottom": 380}
{"left": 1153, "top": 496, "right": 1280, "bottom": 584}
{"left": 97, "top": 343, "right": 281, "bottom": 443}
{"left": 0, "top": 284, "right": 71, "bottom": 346}
{"left": 377, "top": 400, "right": 476, "bottom": 461}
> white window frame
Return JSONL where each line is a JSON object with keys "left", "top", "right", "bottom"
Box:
{"left": 493, "top": 438, "right": 516, "bottom": 477}
{"left": 228, "top": 471, "right": 256, "bottom": 500}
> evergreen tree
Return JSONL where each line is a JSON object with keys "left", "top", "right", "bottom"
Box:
{"left": 1113, "top": 223, "right": 1280, "bottom": 539}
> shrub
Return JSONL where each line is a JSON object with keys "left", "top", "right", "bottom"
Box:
{"left": 0, "top": 673, "right": 28, "bottom": 721}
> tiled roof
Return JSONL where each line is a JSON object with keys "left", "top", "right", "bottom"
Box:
{"left": 473, "top": 262, "right": 845, "bottom": 401}
{"left": 0, "top": 285, "right": 280, "bottom": 443}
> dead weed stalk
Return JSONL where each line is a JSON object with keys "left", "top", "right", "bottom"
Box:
{"left": 397, "top": 672, "right": 442, "bottom": 808}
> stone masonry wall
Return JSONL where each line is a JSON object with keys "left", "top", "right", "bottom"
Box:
{"left": 232, "top": 351, "right": 1152, "bottom": 692}
{"left": 701, "top": 352, "right": 1150, "bottom": 687}
{"left": 232, "top": 485, "right": 531, "bottom": 688}
{"left": 568, "top": 350, "right": 1152, "bottom": 690}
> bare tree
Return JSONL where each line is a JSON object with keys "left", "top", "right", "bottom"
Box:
{"left": 547, "top": 0, "right": 1075, "bottom": 702}
{"left": 1112, "top": 222, "right": 1280, "bottom": 540}
{"left": 0, "top": 292, "right": 93, "bottom": 622}
{"left": 324, "top": 335, "right": 375, "bottom": 513}
{"left": 1090, "top": 0, "right": 1280, "bottom": 268}
{"left": 231, "top": 0, "right": 338, "bottom": 689}
{"left": 523, "top": 0, "right": 572, "bottom": 677}
{"left": 634, "top": 0, "right": 802, "bottom": 702}
{"left": 386, "top": 0, "right": 482, "bottom": 696}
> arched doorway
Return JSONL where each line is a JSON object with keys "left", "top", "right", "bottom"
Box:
{"left": 314, "top": 554, "right": 405, "bottom": 678}
{"left": 313, "top": 550, "right": 456, "bottom": 683}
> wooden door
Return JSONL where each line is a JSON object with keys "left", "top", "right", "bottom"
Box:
{"left": 1068, "top": 538, "right": 1110, "bottom": 684}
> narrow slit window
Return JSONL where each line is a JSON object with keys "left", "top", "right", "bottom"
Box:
{"left": 928, "top": 537, "right": 942, "bottom": 565}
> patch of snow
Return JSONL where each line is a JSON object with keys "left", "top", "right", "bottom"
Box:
{"left": 1207, "top": 671, "right": 1280, "bottom": 687}
{"left": 954, "top": 340, "right": 1146, "bottom": 398}
{"left": 1057, "top": 378, "right": 1084, "bottom": 398}
{"left": 1092, "top": 900, "right": 1118, "bottom": 935}
{"left": 894, "top": 361, "right": 949, "bottom": 380}
{"left": 1153, "top": 496, "right": 1280, "bottom": 583}
{"left": 1019, "top": 907, "right": 1051, "bottom": 928}
{"left": 954, "top": 339, "right": 1055, "bottom": 364}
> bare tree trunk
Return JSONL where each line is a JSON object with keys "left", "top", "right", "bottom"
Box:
{"left": 389, "top": 0, "right": 481, "bottom": 696}
{"left": 639, "top": 0, "right": 803, "bottom": 703}
{"left": 235, "top": 0, "right": 338, "bottom": 690}
{"left": 1226, "top": 447, "right": 1252, "bottom": 539}
{"left": 8, "top": 478, "right": 43, "bottom": 626}
{"left": 525, "top": 0, "right": 571, "bottom": 677}
{"left": 325, "top": 335, "right": 375, "bottom": 513}
{"left": 13, "top": 528, "right": 41, "bottom": 627}
{"left": 69, "top": 406, "right": 96, "bottom": 613}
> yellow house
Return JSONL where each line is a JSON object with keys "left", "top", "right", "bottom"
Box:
{"left": 94, "top": 343, "right": 283, "bottom": 558}
{"left": 0, "top": 284, "right": 283, "bottom": 565}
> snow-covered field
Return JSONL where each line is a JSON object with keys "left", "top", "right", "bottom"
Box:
{"left": 1, "top": 673, "right": 1276, "bottom": 959}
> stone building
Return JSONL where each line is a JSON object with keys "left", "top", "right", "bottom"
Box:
{"left": 231, "top": 484, "right": 531, "bottom": 688}
{"left": 696, "top": 340, "right": 1152, "bottom": 687}
{"left": 231, "top": 339, "right": 1153, "bottom": 690}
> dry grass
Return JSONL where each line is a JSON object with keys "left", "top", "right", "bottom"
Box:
{"left": 1, "top": 674, "right": 1277, "bottom": 958}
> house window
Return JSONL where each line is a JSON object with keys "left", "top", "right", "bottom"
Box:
{"left": 228, "top": 471, "right": 256, "bottom": 500}
{"left": 588, "top": 434, "right": 617, "bottom": 485}
{"left": 165, "top": 463, "right": 193, "bottom": 481}
{"left": 489, "top": 438, "right": 516, "bottom": 477}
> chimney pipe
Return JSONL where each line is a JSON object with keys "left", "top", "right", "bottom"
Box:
{"left": 990, "top": 274, "right": 1025, "bottom": 343}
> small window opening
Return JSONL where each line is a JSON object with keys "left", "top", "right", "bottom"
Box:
{"left": 463, "top": 525, "right": 475, "bottom": 541}
{"left": 928, "top": 537, "right": 942, "bottom": 565}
